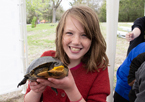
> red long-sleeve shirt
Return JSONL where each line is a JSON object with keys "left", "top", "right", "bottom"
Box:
{"left": 25, "top": 50, "right": 110, "bottom": 102}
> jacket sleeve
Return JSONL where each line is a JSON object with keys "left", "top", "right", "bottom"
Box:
{"left": 132, "top": 16, "right": 145, "bottom": 33}
{"left": 128, "top": 52, "right": 145, "bottom": 84}
{"left": 41, "top": 50, "right": 55, "bottom": 57}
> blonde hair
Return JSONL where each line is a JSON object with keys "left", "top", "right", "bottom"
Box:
{"left": 55, "top": 5, "right": 109, "bottom": 72}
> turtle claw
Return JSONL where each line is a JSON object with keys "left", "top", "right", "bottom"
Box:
{"left": 51, "top": 87, "right": 58, "bottom": 95}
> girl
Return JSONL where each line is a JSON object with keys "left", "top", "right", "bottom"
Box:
{"left": 24, "top": 5, "right": 110, "bottom": 102}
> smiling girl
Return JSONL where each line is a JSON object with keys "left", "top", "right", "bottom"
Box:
{"left": 24, "top": 6, "right": 110, "bottom": 102}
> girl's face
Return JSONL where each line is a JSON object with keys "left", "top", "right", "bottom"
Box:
{"left": 62, "top": 16, "right": 91, "bottom": 63}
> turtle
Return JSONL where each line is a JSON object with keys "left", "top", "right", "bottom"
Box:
{"left": 17, "top": 56, "right": 68, "bottom": 95}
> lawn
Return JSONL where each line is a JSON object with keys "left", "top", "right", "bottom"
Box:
{"left": 27, "top": 23, "right": 57, "bottom": 63}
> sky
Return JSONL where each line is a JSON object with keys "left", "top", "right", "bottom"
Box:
{"left": 61, "top": 0, "right": 73, "bottom": 11}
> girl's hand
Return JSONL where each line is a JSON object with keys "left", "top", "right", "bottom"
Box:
{"left": 29, "top": 81, "right": 47, "bottom": 93}
{"left": 36, "top": 70, "right": 84, "bottom": 102}
{"left": 37, "top": 70, "right": 76, "bottom": 92}
{"left": 126, "top": 32, "right": 134, "bottom": 42}
{"left": 24, "top": 81, "right": 47, "bottom": 102}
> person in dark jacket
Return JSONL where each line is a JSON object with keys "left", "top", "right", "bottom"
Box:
{"left": 128, "top": 52, "right": 145, "bottom": 102}
{"left": 126, "top": 16, "right": 145, "bottom": 55}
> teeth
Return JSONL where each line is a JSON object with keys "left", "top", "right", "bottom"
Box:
{"left": 71, "top": 47, "right": 80, "bottom": 51}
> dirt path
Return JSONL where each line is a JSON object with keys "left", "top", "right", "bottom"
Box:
{"left": 0, "top": 90, "right": 24, "bottom": 102}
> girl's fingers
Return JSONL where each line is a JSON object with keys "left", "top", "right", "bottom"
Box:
{"left": 35, "top": 85, "right": 46, "bottom": 93}
{"left": 48, "top": 78, "right": 63, "bottom": 84}
{"left": 30, "top": 81, "right": 38, "bottom": 86}
{"left": 30, "top": 81, "right": 46, "bottom": 93}
{"left": 37, "top": 78, "right": 48, "bottom": 83}
{"left": 34, "top": 70, "right": 73, "bottom": 89}
{"left": 37, "top": 78, "right": 52, "bottom": 86}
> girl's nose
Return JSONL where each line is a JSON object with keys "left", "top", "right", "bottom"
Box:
{"left": 72, "top": 35, "right": 80, "bottom": 45}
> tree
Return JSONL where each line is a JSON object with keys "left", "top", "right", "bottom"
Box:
{"left": 26, "top": 0, "right": 51, "bottom": 24}
{"left": 119, "top": 0, "right": 144, "bottom": 22}
{"left": 69, "top": 0, "right": 84, "bottom": 6}
{"left": 98, "top": 0, "right": 106, "bottom": 22}
{"left": 26, "top": 1, "right": 36, "bottom": 24}
{"left": 98, "top": 0, "right": 144, "bottom": 22}
{"left": 26, "top": 0, "right": 64, "bottom": 23}
{"left": 52, "top": 0, "right": 62, "bottom": 23}
{"left": 56, "top": 6, "right": 64, "bottom": 22}
{"left": 69, "top": 0, "right": 102, "bottom": 16}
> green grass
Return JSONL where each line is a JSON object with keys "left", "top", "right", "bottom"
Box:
{"left": 27, "top": 23, "right": 57, "bottom": 62}
{"left": 27, "top": 23, "right": 57, "bottom": 45}
{"left": 27, "top": 23, "right": 58, "bottom": 32}
{"left": 118, "top": 22, "right": 132, "bottom": 27}
{"left": 100, "top": 22, "right": 107, "bottom": 39}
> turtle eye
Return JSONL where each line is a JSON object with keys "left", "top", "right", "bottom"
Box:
{"left": 54, "top": 62, "right": 61, "bottom": 66}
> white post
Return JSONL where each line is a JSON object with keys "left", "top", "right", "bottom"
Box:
{"left": 106, "top": 0, "right": 119, "bottom": 102}
{"left": 19, "top": 0, "right": 28, "bottom": 94}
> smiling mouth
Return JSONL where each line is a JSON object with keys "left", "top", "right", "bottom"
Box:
{"left": 70, "top": 47, "right": 82, "bottom": 52}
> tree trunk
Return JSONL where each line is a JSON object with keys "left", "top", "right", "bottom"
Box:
{"left": 52, "top": 7, "right": 56, "bottom": 23}
{"left": 52, "top": 0, "right": 62, "bottom": 23}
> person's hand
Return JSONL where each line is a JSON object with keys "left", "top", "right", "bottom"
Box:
{"left": 24, "top": 81, "right": 47, "bottom": 102}
{"left": 126, "top": 32, "right": 134, "bottom": 42}
{"left": 29, "top": 81, "right": 47, "bottom": 93}
{"left": 128, "top": 79, "right": 135, "bottom": 86}
{"left": 126, "top": 27, "right": 141, "bottom": 42}
{"left": 37, "top": 70, "right": 76, "bottom": 92}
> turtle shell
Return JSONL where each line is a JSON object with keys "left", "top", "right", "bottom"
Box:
{"left": 17, "top": 56, "right": 68, "bottom": 88}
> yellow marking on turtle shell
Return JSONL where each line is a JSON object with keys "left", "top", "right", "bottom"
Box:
{"left": 37, "top": 71, "right": 49, "bottom": 77}
{"left": 50, "top": 65, "right": 64, "bottom": 71}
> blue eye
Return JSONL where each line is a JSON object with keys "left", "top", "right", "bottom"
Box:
{"left": 82, "top": 34, "right": 87, "bottom": 36}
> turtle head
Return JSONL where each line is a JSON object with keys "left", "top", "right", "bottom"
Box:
{"left": 53, "top": 61, "right": 63, "bottom": 68}
{"left": 48, "top": 65, "right": 68, "bottom": 78}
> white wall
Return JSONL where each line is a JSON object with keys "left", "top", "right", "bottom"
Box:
{"left": 0, "top": 0, "right": 27, "bottom": 95}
